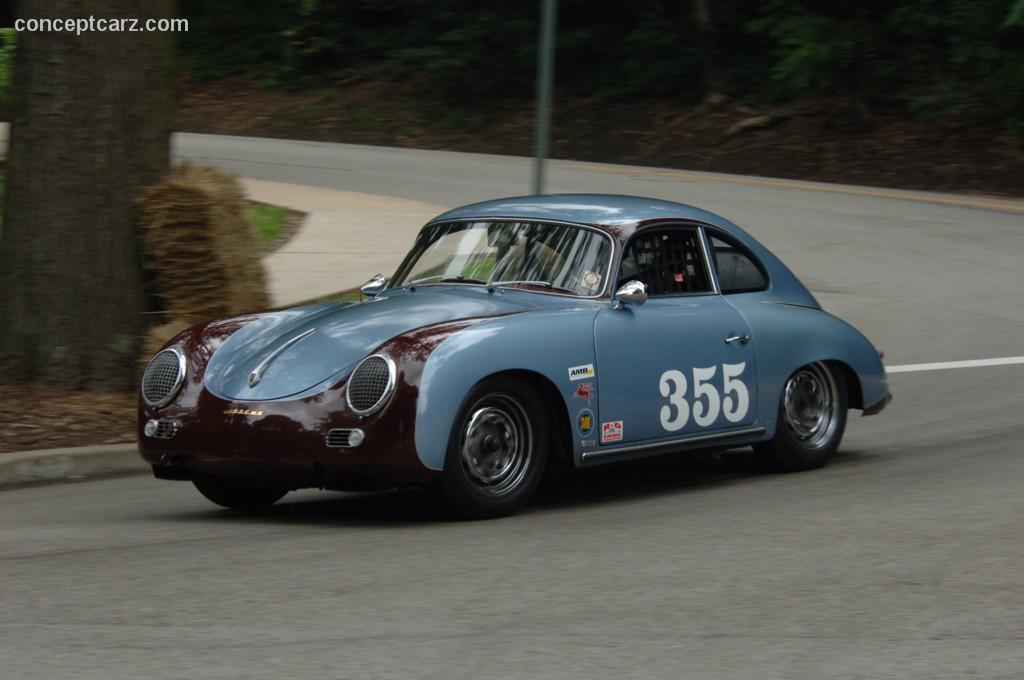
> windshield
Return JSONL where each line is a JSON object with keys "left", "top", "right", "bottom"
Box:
{"left": 393, "top": 221, "right": 613, "bottom": 296}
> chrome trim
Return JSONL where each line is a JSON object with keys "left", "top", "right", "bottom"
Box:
{"left": 401, "top": 217, "right": 617, "bottom": 300}
{"left": 613, "top": 280, "right": 648, "bottom": 309}
{"left": 326, "top": 428, "right": 365, "bottom": 448}
{"left": 697, "top": 227, "right": 721, "bottom": 294}
{"left": 488, "top": 279, "right": 555, "bottom": 289}
{"left": 141, "top": 348, "right": 187, "bottom": 408}
{"left": 360, "top": 273, "right": 387, "bottom": 297}
{"left": 345, "top": 354, "right": 397, "bottom": 416}
{"left": 580, "top": 426, "right": 767, "bottom": 464}
{"left": 724, "top": 334, "right": 750, "bottom": 345}
{"left": 153, "top": 420, "right": 179, "bottom": 439}
{"left": 248, "top": 327, "right": 317, "bottom": 388}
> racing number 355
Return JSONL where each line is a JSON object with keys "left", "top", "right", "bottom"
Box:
{"left": 659, "top": 363, "right": 749, "bottom": 431}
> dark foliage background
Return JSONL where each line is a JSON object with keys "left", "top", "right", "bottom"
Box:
{"left": 178, "top": 0, "right": 1024, "bottom": 133}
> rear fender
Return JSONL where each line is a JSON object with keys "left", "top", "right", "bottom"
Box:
{"left": 729, "top": 297, "right": 887, "bottom": 437}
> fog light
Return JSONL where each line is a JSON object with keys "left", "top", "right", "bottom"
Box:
{"left": 348, "top": 429, "right": 366, "bottom": 447}
{"left": 144, "top": 419, "right": 160, "bottom": 438}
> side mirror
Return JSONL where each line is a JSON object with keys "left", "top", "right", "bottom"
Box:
{"left": 360, "top": 273, "right": 387, "bottom": 297}
{"left": 613, "top": 280, "right": 647, "bottom": 309}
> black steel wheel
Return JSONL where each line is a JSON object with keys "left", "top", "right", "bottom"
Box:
{"left": 756, "top": 361, "right": 848, "bottom": 471}
{"left": 439, "top": 376, "right": 549, "bottom": 519}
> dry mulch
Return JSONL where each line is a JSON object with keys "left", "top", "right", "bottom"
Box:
{"left": 0, "top": 385, "right": 136, "bottom": 454}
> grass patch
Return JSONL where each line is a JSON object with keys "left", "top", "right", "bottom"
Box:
{"left": 246, "top": 201, "right": 288, "bottom": 245}
{"left": 300, "top": 288, "right": 363, "bottom": 306}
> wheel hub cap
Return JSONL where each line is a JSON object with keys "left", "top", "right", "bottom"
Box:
{"left": 461, "top": 395, "right": 532, "bottom": 496}
{"left": 783, "top": 363, "right": 839, "bottom": 449}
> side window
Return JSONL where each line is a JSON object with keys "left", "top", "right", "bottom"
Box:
{"left": 618, "top": 229, "right": 712, "bottom": 296}
{"left": 709, "top": 234, "right": 768, "bottom": 293}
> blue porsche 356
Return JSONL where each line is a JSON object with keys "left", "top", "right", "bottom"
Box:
{"left": 139, "top": 194, "right": 890, "bottom": 517}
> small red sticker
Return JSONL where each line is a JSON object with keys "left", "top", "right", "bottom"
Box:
{"left": 601, "top": 420, "right": 623, "bottom": 443}
{"left": 673, "top": 273, "right": 685, "bottom": 283}
{"left": 574, "top": 381, "right": 594, "bottom": 403}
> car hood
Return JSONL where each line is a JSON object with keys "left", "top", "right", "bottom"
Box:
{"left": 203, "top": 288, "right": 537, "bottom": 401}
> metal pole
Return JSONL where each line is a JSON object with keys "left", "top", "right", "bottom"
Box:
{"left": 533, "top": 0, "right": 557, "bottom": 195}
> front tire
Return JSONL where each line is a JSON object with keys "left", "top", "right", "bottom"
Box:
{"left": 193, "top": 477, "right": 288, "bottom": 510}
{"left": 439, "top": 376, "right": 549, "bottom": 519}
{"left": 756, "top": 361, "right": 848, "bottom": 471}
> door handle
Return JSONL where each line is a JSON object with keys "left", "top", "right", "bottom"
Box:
{"left": 724, "top": 334, "right": 750, "bottom": 345}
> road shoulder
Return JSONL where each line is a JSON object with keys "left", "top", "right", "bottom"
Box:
{"left": 0, "top": 444, "right": 146, "bottom": 490}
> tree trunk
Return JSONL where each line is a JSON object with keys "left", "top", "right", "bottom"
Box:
{"left": 0, "top": 0, "right": 175, "bottom": 390}
{"left": 692, "top": 0, "right": 724, "bottom": 97}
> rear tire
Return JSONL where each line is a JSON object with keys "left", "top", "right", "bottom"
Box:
{"left": 756, "top": 361, "right": 848, "bottom": 471}
{"left": 193, "top": 477, "right": 288, "bottom": 510}
{"left": 439, "top": 376, "right": 549, "bottom": 519}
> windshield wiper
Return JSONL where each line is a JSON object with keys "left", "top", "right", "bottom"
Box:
{"left": 407, "top": 275, "right": 488, "bottom": 286}
{"left": 488, "top": 279, "right": 553, "bottom": 289}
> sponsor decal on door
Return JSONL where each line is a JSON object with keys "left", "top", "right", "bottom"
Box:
{"left": 577, "top": 409, "right": 594, "bottom": 436}
{"left": 568, "top": 363, "right": 595, "bottom": 381}
{"left": 601, "top": 420, "right": 623, "bottom": 443}
{"left": 574, "top": 381, "right": 594, "bottom": 403}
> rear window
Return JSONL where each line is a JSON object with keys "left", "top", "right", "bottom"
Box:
{"left": 709, "top": 234, "right": 768, "bottom": 293}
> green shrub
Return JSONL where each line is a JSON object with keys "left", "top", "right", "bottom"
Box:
{"left": 178, "top": 0, "right": 1024, "bottom": 133}
{"left": 246, "top": 202, "right": 287, "bottom": 246}
{"left": 0, "top": 28, "right": 15, "bottom": 103}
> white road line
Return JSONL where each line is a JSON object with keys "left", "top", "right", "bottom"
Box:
{"left": 887, "top": 356, "right": 1024, "bottom": 373}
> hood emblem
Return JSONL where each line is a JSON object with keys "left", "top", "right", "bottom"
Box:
{"left": 248, "top": 327, "right": 317, "bottom": 388}
{"left": 224, "top": 408, "right": 264, "bottom": 417}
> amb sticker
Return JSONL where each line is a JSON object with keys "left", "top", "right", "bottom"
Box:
{"left": 601, "top": 420, "right": 623, "bottom": 443}
{"left": 568, "top": 363, "right": 595, "bottom": 381}
{"left": 577, "top": 409, "right": 594, "bottom": 437}
{"left": 574, "top": 381, "right": 594, "bottom": 404}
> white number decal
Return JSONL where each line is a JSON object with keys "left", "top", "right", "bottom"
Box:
{"left": 658, "top": 369, "right": 690, "bottom": 432}
{"left": 659, "top": 363, "right": 749, "bottom": 431}
{"left": 691, "top": 365, "right": 721, "bottom": 427}
{"left": 721, "top": 362, "right": 749, "bottom": 423}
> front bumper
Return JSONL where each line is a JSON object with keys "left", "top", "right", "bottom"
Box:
{"left": 138, "top": 382, "right": 434, "bottom": 490}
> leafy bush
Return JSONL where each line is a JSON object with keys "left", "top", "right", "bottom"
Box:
{"left": 0, "top": 28, "right": 15, "bottom": 103}
{"left": 178, "top": 0, "right": 1024, "bottom": 132}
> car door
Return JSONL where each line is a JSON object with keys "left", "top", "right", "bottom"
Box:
{"left": 592, "top": 225, "right": 758, "bottom": 447}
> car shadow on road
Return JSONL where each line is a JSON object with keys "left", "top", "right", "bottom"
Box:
{"left": 158, "top": 448, "right": 877, "bottom": 527}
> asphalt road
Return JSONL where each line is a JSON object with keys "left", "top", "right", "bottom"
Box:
{"left": 3, "top": 135, "right": 1023, "bottom": 679}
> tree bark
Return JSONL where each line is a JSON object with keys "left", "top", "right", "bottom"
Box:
{"left": 692, "top": 0, "right": 724, "bottom": 97}
{"left": 0, "top": 0, "right": 175, "bottom": 390}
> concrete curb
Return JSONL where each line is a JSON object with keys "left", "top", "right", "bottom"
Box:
{"left": 0, "top": 444, "right": 148, "bottom": 490}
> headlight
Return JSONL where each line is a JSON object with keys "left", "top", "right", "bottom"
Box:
{"left": 141, "top": 348, "right": 187, "bottom": 407}
{"left": 345, "top": 354, "right": 396, "bottom": 416}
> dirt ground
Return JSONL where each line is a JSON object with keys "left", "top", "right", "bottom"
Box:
{"left": 0, "top": 385, "right": 136, "bottom": 453}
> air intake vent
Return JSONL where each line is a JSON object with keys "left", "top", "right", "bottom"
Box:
{"left": 346, "top": 355, "right": 396, "bottom": 416}
{"left": 142, "top": 349, "right": 186, "bottom": 407}
{"left": 326, "top": 428, "right": 365, "bottom": 448}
